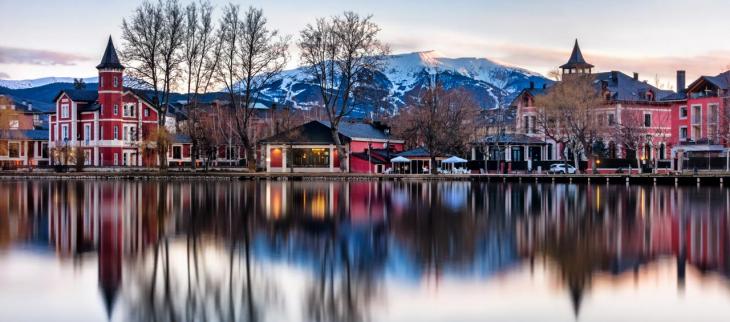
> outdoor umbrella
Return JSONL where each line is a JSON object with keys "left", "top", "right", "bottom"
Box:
{"left": 390, "top": 156, "right": 411, "bottom": 174}
{"left": 441, "top": 156, "right": 468, "bottom": 173}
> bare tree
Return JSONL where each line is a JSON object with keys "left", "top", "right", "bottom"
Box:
{"left": 181, "top": 0, "right": 221, "bottom": 169}
{"left": 390, "top": 84, "right": 480, "bottom": 174}
{"left": 299, "top": 12, "right": 389, "bottom": 171}
{"left": 534, "top": 75, "right": 603, "bottom": 173}
{"left": 121, "top": 0, "right": 186, "bottom": 170}
{"left": 217, "top": 4, "right": 289, "bottom": 171}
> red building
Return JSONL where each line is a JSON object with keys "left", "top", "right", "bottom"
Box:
{"left": 259, "top": 120, "right": 404, "bottom": 173}
{"left": 667, "top": 71, "right": 730, "bottom": 160}
{"left": 48, "top": 37, "right": 191, "bottom": 167}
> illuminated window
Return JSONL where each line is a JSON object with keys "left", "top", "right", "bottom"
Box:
{"left": 291, "top": 148, "right": 330, "bottom": 167}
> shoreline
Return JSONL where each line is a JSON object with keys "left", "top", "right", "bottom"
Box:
{"left": 1, "top": 171, "right": 729, "bottom": 186}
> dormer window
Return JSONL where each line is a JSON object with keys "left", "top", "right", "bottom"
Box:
{"left": 61, "top": 104, "right": 69, "bottom": 118}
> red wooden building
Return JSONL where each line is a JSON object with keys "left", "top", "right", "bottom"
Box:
{"left": 48, "top": 37, "right": 192, "bottom": 167}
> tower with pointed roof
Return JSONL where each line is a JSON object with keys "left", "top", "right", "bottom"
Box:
{"left": 560, "top": 39, "right": 594, "bottom": 77}
{"left": 96, "top": 36, "right": 125, "bottom": 165}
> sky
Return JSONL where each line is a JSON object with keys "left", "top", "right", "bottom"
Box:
{"left": 1, "top": 0, "right": 730, "bottom": 88}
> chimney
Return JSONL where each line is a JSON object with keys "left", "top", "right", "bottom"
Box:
{"left": 677, "top": 70, "right": 686, "bottom": 93}
{"left": 633, "top": 72, "right": 639, "bottom": 81}
{"left": 529, "top": 81, "right": 535, "bottom": 89}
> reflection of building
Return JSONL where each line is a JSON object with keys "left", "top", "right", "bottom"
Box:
{"left": 260, "top": 120, "right": 404, "bottom": 173}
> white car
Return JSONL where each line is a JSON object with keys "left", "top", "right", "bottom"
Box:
{"left": 548, "top": 164, "right": 577, "bottom": 174}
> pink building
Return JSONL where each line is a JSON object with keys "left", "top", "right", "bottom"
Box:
{"left": 513, "top": 40, "right": 675, "bottom": 166}
{"left": 48, "top": 37, "right": 191, "bottom": 167}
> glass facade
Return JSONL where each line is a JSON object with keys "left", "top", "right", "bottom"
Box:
{"left": 291, "top": 148, "right": 330, "bottom": 168}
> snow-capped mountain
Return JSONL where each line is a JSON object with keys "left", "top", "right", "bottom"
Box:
{"left": 0, "top": 76, "right": 98, "bottom": 90}
{"left": 0, "top": 51, "right": 550, "bottom": 115}
{"left": 259, "top": 51, "right": 551, "bottom": 115}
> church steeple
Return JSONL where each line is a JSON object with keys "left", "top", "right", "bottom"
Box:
{"left": 96, "top": 36, "right": 124, "bottom": 70}
{"left": 560, "top": 39, "right": 593, "bottom": 76}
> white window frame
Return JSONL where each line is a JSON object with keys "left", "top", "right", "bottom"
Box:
{"left": 679, "top": 126, "right": 688, "bottom": 140}
{"left": 123, "top": 103, "right": 135, "bottom": 117}
{"left": 61, "top": 104, "right": 69, "bottom": 118}
{"left": 643, "top": 112, "right": 652, "bottom": 127}
{"left": 113, "top": 76, "right": 118, "bottom": 88}
{"left": 113, "top": 125, "right": 119, "bottom": 140}
{"left": 61, "top": 125, "right": 69, "bottom": 141}
{"left": 114, "top": 153, "right": 119, "bottom": 166}
{"left": 113, "top": 104, "right": 118, "bottom": 116}
{"left": 84, "top": 124, "right": 91, "bottom": 144}
{"left": 679, "top": 106, "right": 687, "bottom": 120}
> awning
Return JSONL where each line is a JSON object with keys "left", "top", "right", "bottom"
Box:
{"left": 442, "top": 156, "right": 468, "bottom": 164}
{"left": 390, "top": 156, "right": 411, "bottom": 163}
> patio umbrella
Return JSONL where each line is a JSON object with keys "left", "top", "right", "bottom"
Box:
{"left": 441, "top": 156, "right": 468, "bottom": 174}
{"left": 390, "top": 156, "right": 411, "bottom": 174}
{"left": 390, "top": 156, "right": 411, "bottom": 163}
{"left": 442, "top": 156, "right": 468, "bottom": 164}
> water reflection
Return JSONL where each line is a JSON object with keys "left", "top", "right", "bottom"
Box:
{"left": 0, "top": 181, "right": 729, "bottom": 321}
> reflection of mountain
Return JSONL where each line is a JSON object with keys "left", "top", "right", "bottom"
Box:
{"left": 2, "top": 181, "right": 730, "bottom": 321}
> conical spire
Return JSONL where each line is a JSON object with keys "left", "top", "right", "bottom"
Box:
{"left": 96, "top": 36, "right": 124, "bottom": 70}
{"left": 560, "top": 39, "right": 594, "bottom": 70}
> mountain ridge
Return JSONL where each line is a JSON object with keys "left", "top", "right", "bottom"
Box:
{"left": 0, "top": 51, "right": 551, "bottom": 115}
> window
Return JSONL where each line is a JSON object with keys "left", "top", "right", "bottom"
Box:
{"left": 692, "top": 105, "right": 702, "bottom": 124}
{"left": 100, "top": 76, "right": 103, "bottom": 87}
{"left": 84, "top": 124, "right": 91, "bottom": 144}
{"left": 680, "top": 127, "right": 688, "bottom": 140}
{"left": 8, "top": 142, "right": 20, "bottom": 158}
{"left": 644, "top": 113, "right": 652, "bottom": 127}
{"left": 9, "top": 120, "right": 19, "bottom": 129}
{"left": 608, "top": 113, "right": 616, "bottom": 126}
{"left": 144, "top": 108, "right": 150, "bottom": 117}
{"left": 679, "top": 106, "right": 687, "bottom": 119}
{"left": 113, "top": 126, "right": 119, "bottom": 140}
{"left": 709, "top": 104, "right": 719, "bottom": 123}
{"left": 523, "top": 115, "right": 529, "bottom": 133}
{"left": 598, "top": 113, "right": 605, "bottom": 126}
{"left": 113, "top": 104, "right": 118, "bottom": 115}
{"left": 291, "top": 148, "right": 330, "bottom": 168}
{"left": 61, "top": 125, "right": 69, "bottom": 141}
{"left": 124, "top": 103, "right": 135, "bottom": 117}
{"left": 61, "top": 104, "right": 69, "bottom": 118}
{"left": 41, "top": 143, "right": 48, "bottom": 158}
{"left": 113, "top": 76, "right": 118, "bottom": 87}
{"left": 172, "top": 146, "right": 182, "bottom": 159}
{"left": 100, "top": 125, "right": 103, "bottom": 140}
{"left": 113, "top": 153, "right": 118, "bottom": 166}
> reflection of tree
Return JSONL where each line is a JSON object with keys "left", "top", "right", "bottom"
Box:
{"left": 122, "top": 182, "right": 280, "bottom": 322}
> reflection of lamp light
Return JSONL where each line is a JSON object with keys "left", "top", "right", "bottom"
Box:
{"left": 596, "top": 160, "right": 601, "bottom": 165}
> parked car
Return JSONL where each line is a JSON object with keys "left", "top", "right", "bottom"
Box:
{"left": 548, "top": 164, "right": 577, "bottom": 174}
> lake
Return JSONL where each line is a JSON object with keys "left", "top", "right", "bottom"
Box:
{"left": 1, "top": 180, "right": 729, "bottom": 322}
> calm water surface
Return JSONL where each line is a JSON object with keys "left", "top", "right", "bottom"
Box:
{"left": 1, "top": 180, "right": 730, "bottom": 322}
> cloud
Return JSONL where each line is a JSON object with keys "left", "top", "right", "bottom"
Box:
{"left": 0, "top": 46, "right": 89, "bottom": 66}
{"left": 481, "top": 42, "right": 730, "bottom": 88}
{"left": 0, "top": 72, "right": 9, "bottom": 79}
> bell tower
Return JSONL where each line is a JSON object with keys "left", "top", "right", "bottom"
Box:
{"left": 560, "top": 39, "right": 594, "bottom": 77}
{"left": 96, "top": 36, "right": 124, "bottom": 118}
